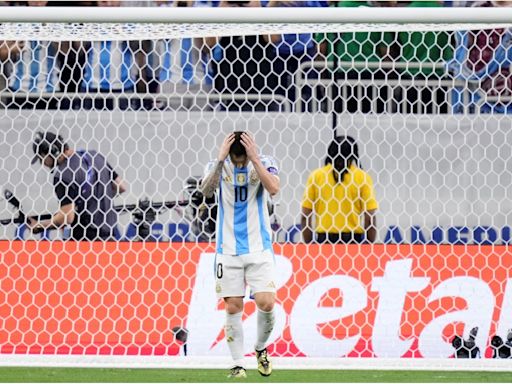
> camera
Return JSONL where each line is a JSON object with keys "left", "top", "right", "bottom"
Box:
{"left": 183, "top": 176, "right": 217, "bottom": 241}
{"left": 451, "top": 326, "right": 480, "bottom": 358}
{"left": 490, "top": 329, "right": 512, "bottom": 358}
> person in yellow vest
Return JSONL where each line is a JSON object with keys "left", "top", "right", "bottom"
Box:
{"left": 301, "top": 135, "right": 378, "bottom": 244}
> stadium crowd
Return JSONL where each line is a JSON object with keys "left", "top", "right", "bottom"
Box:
{"left": 0, "top": 0, "right": 511, "bottom": 113}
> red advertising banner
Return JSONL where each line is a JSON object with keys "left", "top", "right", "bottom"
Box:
{"left": 0, "top": 241, "right": 511, "bottom": 358}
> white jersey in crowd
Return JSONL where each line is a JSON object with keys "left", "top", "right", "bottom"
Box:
{"left": 155, "top": 38, "right": 208, "bottom": 86}
{"left": 82, "top": 41, "right": 135, "bottom": 91}
{"left": 204, "top": 155, "right": 279, "bottom": 256}
{"left": 9, "top": 41, "right": 60, "bottom": 93}
{"left": 154, "top": 1, "right": 210, "bottom": 87}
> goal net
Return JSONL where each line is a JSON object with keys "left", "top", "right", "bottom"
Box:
{"left": 1, "top": 4, "right": 512, "bottom": 370}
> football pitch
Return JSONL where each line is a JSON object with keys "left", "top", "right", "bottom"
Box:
{"left": 0, "top": 368, "right": 512, "bottom": 383}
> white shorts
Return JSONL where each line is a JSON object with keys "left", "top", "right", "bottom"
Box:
{"left": 214, "top": 249, "right": 276, "bottom": 299}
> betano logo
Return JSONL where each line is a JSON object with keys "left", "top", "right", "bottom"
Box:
{"left": 187, "top": 245, "right": 512, "bottom": 358}
{"left": 1, "top": 242, "right": 510, "bottom": 358}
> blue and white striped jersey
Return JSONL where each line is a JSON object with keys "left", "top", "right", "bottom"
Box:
{"left": 204, "top": 155, "right": 279, "bottom": 256}
{"left": 82, "top": 41, "right": 135, "bottom": 91}
{"left": 155, "top": 1, "right": 211, "bottom": 87}
{"left": 156, "top": 38, "right": 209, "bottom": 86}
{"left": 9, "top": 41, "right": 60, "bottom": 93}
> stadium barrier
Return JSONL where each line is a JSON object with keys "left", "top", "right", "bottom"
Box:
{"left": 1, "top": 241, "right": 511, "bottom": 359}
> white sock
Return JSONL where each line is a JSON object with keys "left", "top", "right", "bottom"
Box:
{"left": 254, "top": 308, "right": 275, "bottom": 351}
{"left": 225, "top": 312, "right": 244, "bottom": 368}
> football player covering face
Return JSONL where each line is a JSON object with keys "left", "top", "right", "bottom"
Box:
{"left": 200, "top": 131, "right": 280, "bottom": 379}
{"left": 229, "top": 132, "right": 248, "bottom": 168}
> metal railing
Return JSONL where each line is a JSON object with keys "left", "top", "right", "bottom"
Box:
{"left": 3, "top": 70, "right": 510, "bottom": 115}
{"left": 294, "top": 61, "right": 472, "bottom": 114}
{"left": 0, "top": 92, "right": 292, "bottom": 113}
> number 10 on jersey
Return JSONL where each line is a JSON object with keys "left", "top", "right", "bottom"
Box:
{"left": 234, "top": 185, "right": 248, "bottom": 203}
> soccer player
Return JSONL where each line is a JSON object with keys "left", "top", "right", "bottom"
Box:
{"left": 201, "top": 131, "right": 279, "bottom": 379}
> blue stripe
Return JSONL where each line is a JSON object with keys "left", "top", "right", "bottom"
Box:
{"left": 100, "top": 41, "right": 110, "bottom": 90}
{"left": 234, "top": 168, "right": 249, "bottom": 255}
{"left": 203, "top": 50, "right": 213, "bottom": 86}
{"left": 46, "top": 43, "right": 56, "bottom": 92}
{"left": 217, "top": 181, "right": 224, "bottom": 254}
{"left": 257, "top": 185, "right": 272, "bottom": 251}
{"left": 83, "top": 48, "right": 93, "bottom": 90}
{"left": 29, "top": 41, "right": 39, "bottom": 92}
{"left": 182, "top": 38, "right": 193, "bottom": 83}
{"left": 159, "top": 40, "right": 172, "bottom": 81}
{"left": 12, "top": 49, "right": 24, "bottom": 91}
{"left": 121, "top": 42, "right": 134, "bottom": 90}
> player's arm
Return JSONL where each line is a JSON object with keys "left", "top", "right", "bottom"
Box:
{"left": 29, "top": 178, "right": 78, "bottom": 233}
{"left": 201, "top": 133, "right": 235, "bottom": 199}
{"left": 29, "top": 203, "right": 75, "bottom": 232}
{"left": 240, "top": 132, "right": 280, "bottom": 196}
{"left": 104, "top": 158, "right": 127, "bottom": 196}
{"left": 201, "top": 161, "right": 223, "bottom": 199}
{"left": 361, "top": 173, "right": 378, "bottom": 243}
{"left": 114, "top": 175, "right": 127, "bottom": 195}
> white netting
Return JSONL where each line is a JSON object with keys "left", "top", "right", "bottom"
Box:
{"left": 1, "top": 6, "right": 512, "bottom": 40}
{"left": 1, "top": 3, "right": 512, "bottom": 370}
{"left": 2, "top": 23, "right": 512, "bottom": 41}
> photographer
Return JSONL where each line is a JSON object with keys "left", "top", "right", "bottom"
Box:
{"left": 29, "top": 131, "right": 127, "bottom": 241}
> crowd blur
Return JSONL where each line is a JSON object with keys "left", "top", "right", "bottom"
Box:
{"left": 0, "top": 0, "right": 511, "bottom": 113}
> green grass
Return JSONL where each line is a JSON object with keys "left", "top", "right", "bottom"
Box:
{"left": 0, "top": 368, "right": 511, "bottom": 383}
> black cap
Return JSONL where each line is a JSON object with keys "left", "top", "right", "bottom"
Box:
{"left": 31, "top": 131, "right": 65, "bottom": 164}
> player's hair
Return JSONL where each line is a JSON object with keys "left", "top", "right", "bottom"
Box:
{"left": 229, "top": 131, "right": 247, "bottom": 157}
{"left": 325, "top": 135, "right": 360, "bottom": 183}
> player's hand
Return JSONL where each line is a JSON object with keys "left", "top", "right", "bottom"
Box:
{"left": 217, "top": 133, "right": 235, "bottom": 162}
{"left": 240, "top": 132, "right": 258, "bottom": 162}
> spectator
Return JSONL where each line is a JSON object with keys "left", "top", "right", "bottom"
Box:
{"left": 81, "top": 0, "right": 137, "bottom": 110}
{"left": 207, "top": 0, "right": 279, "bottom": 111}
{"left": 315, "top": 1, "right": 395, "bottom": 113}
{"left": 2, "top": 1, "right": 65, "bottom": 109}
{"left": 264, "top": 1, "right": 327, "bottom": 109}
{"left": 396, "top": 0, "right": 453, "bottom": 113}
{"left": 47, "top": 1, "right": 94, "bottom": 100}
{"left": 449, "top": 1, "right": 512, "bottom": 113}
{"left": 29, "top": 131, "right": 127, "bottom": 241}
{"left": 397, "top": 1, "right": 453, "bottom": 77}
{"left": 122, "top": 0, "right": 160, "bottom": 109}
{"left": 301, "top": 135, "right": 378, "bottom": 244}
{"left": 154, "top": 0, "right": 213, "bottom": 110}
{"left": 0, "top": 40, "right": 24, "bottom": 94}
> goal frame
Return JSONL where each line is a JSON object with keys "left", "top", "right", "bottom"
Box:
{"left": 1, "top": 5, "right": 512, "bottom": 372}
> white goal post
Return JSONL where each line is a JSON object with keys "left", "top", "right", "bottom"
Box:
{"left": 0, "top": 6, "right": 512, "bottom": 40}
